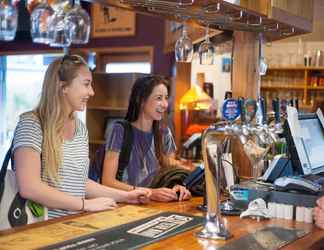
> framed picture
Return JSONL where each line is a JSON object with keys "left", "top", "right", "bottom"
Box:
{"left": 222, "top": 57, "right": 232, "bottom": 73}
{"left": 91, "top": 4, "right": 136, "bottom": 38}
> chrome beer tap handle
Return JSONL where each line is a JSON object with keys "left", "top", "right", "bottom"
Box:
{"left": 272, "top": 97, "right": 283, "bottom": 134}
{"left": 196, "top": 125, "right": 232, "bottom": 240}
{"left": 197, "top": 99, "right": 240, "bottom": 240}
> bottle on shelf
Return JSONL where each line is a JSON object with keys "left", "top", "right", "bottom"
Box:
{"left": 304, "top": 51, "right": 312, "bottom": 67}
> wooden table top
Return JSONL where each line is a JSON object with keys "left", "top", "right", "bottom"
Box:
{"left": 1, "top": 197, "right": 324, "bottom": 250}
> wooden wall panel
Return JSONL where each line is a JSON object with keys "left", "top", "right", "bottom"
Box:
{"left": 232, "top": 31, "right": 259, "bottom": 100}
{"left": 231, "top": 31, "right": 259, "bottom": 177}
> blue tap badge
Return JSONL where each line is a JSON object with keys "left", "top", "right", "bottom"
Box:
{"left": 222, "top": 99, "right": 240, "bottom": 122}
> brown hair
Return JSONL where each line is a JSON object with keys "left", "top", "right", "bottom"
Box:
{"left": 125, "top": 75, "right": 170, "bottom": 167}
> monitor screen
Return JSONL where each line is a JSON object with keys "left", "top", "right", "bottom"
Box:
{"left": 299, "top": 117, "right": 324, "bottom": 171}
{"left": 284, "top": 108, "right": 324, "bottom": 175}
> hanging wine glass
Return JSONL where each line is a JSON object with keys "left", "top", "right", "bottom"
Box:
{"left": 259, "top": 57, "right": 268, "bottom": 76}
{"left": 30, "top": 0, "right": 54, "bottom": 44}
{"left": 175, "top": 24, "right": 193, "bottom": 63}
{"left": 0, "top": 1, "right": 18, "bottom": 41}
{"left": 64, "top": 0, "right": 90, "bottom": 44}
{"left": 48, "top": 8, "right": 71, "bottom": 47}
{"left": 259, "top": 33, "right": 267, "bottom": 76}
{"left": 199, "top": 26, "right": 215, "bottom": 65}
{"left": 243, "top": 140, "right": 270, "bottom": 187}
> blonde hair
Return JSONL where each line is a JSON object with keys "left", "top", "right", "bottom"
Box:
{"left": 33, "top": 55, "right": 88, "bottom": 181}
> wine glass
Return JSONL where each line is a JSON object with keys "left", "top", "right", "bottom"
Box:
{"left": 64, "top": 0, "right": 90, "bottom": 44}
{"left": 30, "top": 0, "right": 54, "bottom": 44}
{"left": 259, "top": 57, "right": 267, "bottom": 76}
{"left": 243, "top": 140, "right": 269, "bottom": 187}
{"left": 48, "top": 8, "right": 71, "bottom": 47}
{"left": 259, "top": 33, "right": 267, "bottom": 76}
{"left": 0, "top": 1, "right": 18, "bottom": 41}
{"left": 175, "top": 24, "right": 193, "bottom": 62}
{"left": 198, "top": 26, "right": 215, "bottom": 65}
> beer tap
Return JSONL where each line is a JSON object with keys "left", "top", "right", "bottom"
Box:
{"left": 243, "top": 98, "right": 258, "bottom": 137}
{"left": 289, "top": 97, "right": 299, "bottom": 111}
{"left": 238, "top": 97, "right": 249, "bottom": 143}
{"left": 254, "top": 97, "right": 277, "bottom": 145}
{"left": 223, "top": 98, "right": 252, "bottom": 145}
{"left": 196, "top": 98, "right": 241, "bottom": 240}
{"left": 197, "top": 97, "right": 278, "bottom": 240}
{"left": 257, "top": 97, "right": 283, "bottom": 144}
{"left": 272, "top": 97, "right": 283, "bottom": 134}
{"left": 258, "top": 97, "right": 271, "bottom": 144}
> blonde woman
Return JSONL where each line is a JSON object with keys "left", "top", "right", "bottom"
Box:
{"left": 13, "top": 55, "right": 149, "bottom": 219}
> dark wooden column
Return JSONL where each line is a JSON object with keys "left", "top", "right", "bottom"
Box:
{"left": 232, "top": 31, "right": 260, "bottom": 177}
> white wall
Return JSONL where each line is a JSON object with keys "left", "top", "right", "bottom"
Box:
{"left": 191, "top": 51, "right": 232, "bottom": 116}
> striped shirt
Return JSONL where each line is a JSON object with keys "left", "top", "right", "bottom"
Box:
{"left": 12, "top": 113, "right": 89, "bottom": 218}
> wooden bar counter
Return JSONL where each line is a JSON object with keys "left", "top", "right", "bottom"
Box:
{"left": 1, "top": 197, "right": 324, "bottom": 250}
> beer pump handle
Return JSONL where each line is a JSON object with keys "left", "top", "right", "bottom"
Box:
{"left": 260, "top": 97, "right": 267, "bottom": 125}
{"left": 294, "top": 98, "right": 299, "bottom": 111}
{"left": 272, "top": 98, "right": 280, "bottom": 124}
{"left": 238, "top": 97, "right": 245, "bottom": 124}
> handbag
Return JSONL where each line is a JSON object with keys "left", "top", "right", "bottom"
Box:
{"left": 0, "top": 143, "right": 47, "bottom": 231}
{"left": 149, "top": 167, "right": 205, "bottom": 196}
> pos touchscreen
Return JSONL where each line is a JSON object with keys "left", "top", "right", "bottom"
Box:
{"left": 284, "top": 107, "right": 324, "bottom": 175}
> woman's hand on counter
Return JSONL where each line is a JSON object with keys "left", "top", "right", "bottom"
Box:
{"left": 125, "top": 188, "right": 151, "bottom": 204}
{"left": 148, "top": 186, "right": 191, "bottom": 202}
{"left": 313, "top": 197, "right": 324, "bottom": 229}
{"left": 172, "top": 185, "right": 191, "bottom": 201}
{"left": 148, "top": 187, "right": 178, "bottom": 202}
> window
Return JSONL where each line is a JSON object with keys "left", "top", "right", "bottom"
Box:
{"left": 106, "top": 62, "right": 151, "bottom": 73}
{"left": 0, "top": 53, "right": 63, "bottom": 162}
{"left": 94, "top": 47, "right": 153, "bottom": 73}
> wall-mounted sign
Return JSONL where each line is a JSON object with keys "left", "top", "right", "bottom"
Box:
{"left": 91, "top": 4, "right": 136, "bottom": 38}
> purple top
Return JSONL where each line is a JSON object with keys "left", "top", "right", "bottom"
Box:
{"left": 105, "top": 122, "right": 176, "bottom": 187}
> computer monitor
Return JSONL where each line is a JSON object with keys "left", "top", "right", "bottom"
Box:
{"left": 284, "top": 107, "right": 324, "bottom": 175}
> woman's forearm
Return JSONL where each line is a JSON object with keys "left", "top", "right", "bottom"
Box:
{"left": 19, "top": 181, "right": 83, "bottom": 211}
{"left": 86, "top": 179, "right": 132, "bottom": 202}
{"left": 101, "top": 177, "right": 135, "bottom": 191}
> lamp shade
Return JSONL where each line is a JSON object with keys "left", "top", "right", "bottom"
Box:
{"left": 179, "top": 84, "right": 213, "bottom": 110}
